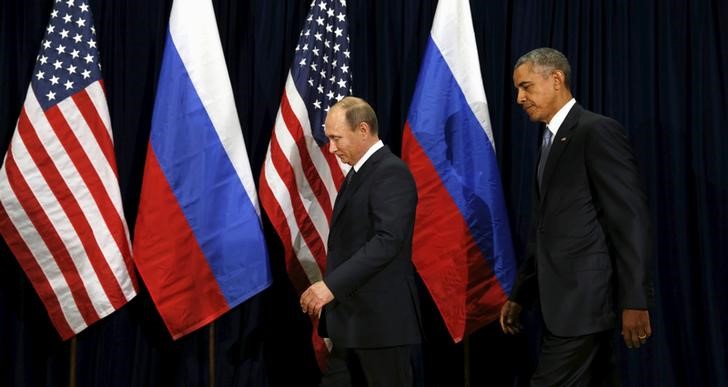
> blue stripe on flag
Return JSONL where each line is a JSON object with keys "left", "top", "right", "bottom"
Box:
{"left": 407, "top": 38, "right": 515, "bottom": 293}
{"left": 150, "top": 32, "right": 270, "bottom": 305}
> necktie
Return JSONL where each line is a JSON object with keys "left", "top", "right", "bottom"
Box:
{"left": 346, "top": 168, "right": 356, "bottom": 184}
{"left": 537, "top": 127, "right": 553, "bottom": 188}
{"left": 334, "top": 168, "right": 355, "bottom": 209}
{"left": 339, "top": 168, "right": 355, "bottom": 193}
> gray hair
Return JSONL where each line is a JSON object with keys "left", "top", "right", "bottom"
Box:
{"left": 331, "top": 96, "right": 379, "bottom": 135}
{"left": 515, "top": 48, "right": 572, "bottom": 89}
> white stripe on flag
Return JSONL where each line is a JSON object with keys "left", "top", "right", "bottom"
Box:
{"left": 85, "top": 82, "right": 114, "bottom": 139}
{"left": 56, "top": 96, "right": 123, "bottom": 218}
{"left": 167, "top": 0, "right": 261, "bottom": 217}
{"left": 284, "top": 77, "right": 341, "bottom": 205}
{"left": 262, "top": 146, "right": 324, "bottom": 283}
{"left": 272, "top": 107, "right": 330, "bottom": 247}
{"left": 54, "top": 97, "right": 135, "bottom": 301}
{"left": 85, "top": 82, "right": 134, "bottom": 261}
{"left": 430, "top": 0, "right": 495, "bottom": 150}
{"left": 0, "top": 165, "right": 88, "bottom": 332}
{"left": 21, "top": 94, "right": 115, "bottom": 316}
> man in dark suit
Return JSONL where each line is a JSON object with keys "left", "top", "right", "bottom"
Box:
{"left": 500, "top": 48, "right": 653, "bottom": 386}
{"left": 300, "top": 96, "right": 421, "bottom": 386}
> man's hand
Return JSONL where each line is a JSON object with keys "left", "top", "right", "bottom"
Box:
{"left": 300, "top": 281, "right": 334, "bottom": 318}
{"left": 499, "top": 300, "right": 523, "bottom": 335}
{"left": 621, "top": 309, "right": 651, "bottom": 349}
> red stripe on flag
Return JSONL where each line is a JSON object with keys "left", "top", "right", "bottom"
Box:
{"left": 42, "top": 105, "right": 129, "bottom": 309}
{"left": 322, "top": 146, "right": 344, "bottom": 188}
{"left": 258, "top": 172, "right": 311, "bottom": 293}
{"left": 71, "top": 89, "right": 118, "bottom": 176}
{"left": 0, "top": 200, "right": 76, "bottom": 339}
{"left": 3, "top": 141, "right": 99, "bottom": 326}
{"left": 69, "top": 92, "right": 137, "bottom": 290}
{"left": 403, "top": 123, "right": 507, "bottom": 341}
{"left": 268, "top": 130, "right": 327, "bottom": 272}
{"left": 133, "top": 147, "right": 229, "bottom": 339}
{"left": 280, "top": 92, "right": 334, "bottom": 221}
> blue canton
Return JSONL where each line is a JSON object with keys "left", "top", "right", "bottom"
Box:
{"left": 292, "top": 0, "right": 352, "bottom": 145}
{"left": 31, "top": 0, "right": 102, "bottom": 111}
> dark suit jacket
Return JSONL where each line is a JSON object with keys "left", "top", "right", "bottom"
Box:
{"left": 320, "top": 146, "right": 422, "bottom": 348}
{"left": 511, "top": 104, "right": 652, "bottom": 337}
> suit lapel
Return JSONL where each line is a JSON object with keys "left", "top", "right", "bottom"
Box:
{"left": 540, "top": 104, "right": 581, "bottom": 199}
{"left": 330, "top": 146, "right": 389, "bottom": 227}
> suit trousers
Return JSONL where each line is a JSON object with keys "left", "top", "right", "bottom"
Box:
{"left": 531, "top": 328, "right": 621, "bottom": 387}
{"left": 320, "top": 344, "right": 419, "bottom": 387}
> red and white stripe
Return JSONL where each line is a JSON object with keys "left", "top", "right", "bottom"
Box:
{"left": 260, "top": 74, "right": 346, "bottom": 292}
{"left": 0, "top": 82, "right": 137, "bottom": 339}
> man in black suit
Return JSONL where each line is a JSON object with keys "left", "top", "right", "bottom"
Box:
{"left": 300, "top": 96, "right": 421, "bottom": 386}
{"left": 500, "top": 48, "right": 653, "bottom": 386}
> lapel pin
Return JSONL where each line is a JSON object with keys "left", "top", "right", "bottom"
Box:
{"left": 560, "top": 137, "right": 567, "bottom": 142}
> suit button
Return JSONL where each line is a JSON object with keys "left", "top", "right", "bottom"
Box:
{"left": 538, "top": 227, "right": 544, "bottom": 233}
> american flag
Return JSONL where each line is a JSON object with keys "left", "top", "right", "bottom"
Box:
{"left": 0, "top": 0, "right": 137, "bottom": 339}
{"left": 258, "top": 0, "right": 351, "bottom": 368}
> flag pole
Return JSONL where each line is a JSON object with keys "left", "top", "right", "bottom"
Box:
{"left": 208, "top": 323, "right": 216, "bottom": 387}
{"left": 68, "top": 337, "right": 77, "bottom": 387}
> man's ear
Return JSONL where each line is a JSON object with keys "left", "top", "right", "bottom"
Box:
{"left": 553, "top": 70, "right": 565, "bottom": 90}
{"left": 358, "top": 122, "right": 369, "bottom": 137}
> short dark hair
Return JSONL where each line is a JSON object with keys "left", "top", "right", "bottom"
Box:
{"left": 331, "top": 96, "right": 379, "bottom": 135}
{"left": 515, "top": 47, "right": 572, "bottom": 89}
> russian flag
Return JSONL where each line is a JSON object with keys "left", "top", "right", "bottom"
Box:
{"left": 402, "top": 0, "right": 516, "bottom": 342}
{"left": 133, "top": 0, "right": 271, "bottom": 339}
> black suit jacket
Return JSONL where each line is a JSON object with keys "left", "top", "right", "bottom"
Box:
{"left": 321, "top": 146, "right": 422, "bottom": 348}
{"left": 511, "top": 104, "right": 652, "bottom": 337}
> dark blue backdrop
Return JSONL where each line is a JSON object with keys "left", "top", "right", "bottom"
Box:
{"left": 1, "top": 0, "right": 726, "bottom": 386}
